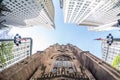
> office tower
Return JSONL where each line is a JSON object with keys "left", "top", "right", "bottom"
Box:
{"left": 62, "top": 0, "right": 120, "bottom": 31}
{"left": 102, "top": 38, "right": 120, "bottom": 70}
{"left": 0, "top": 1, "right": 11, "bottom": 30}
{"left": 0, "top": 29, "right": 13, "bottom": 39}
{"left": 0, "top": 44, "right": 120, "bottom": 80}
{"left": 0, "top": 38, "right": 32, "bottom": 71}
{"left": 1, "top": 0, "right": 55, "bottom": 29}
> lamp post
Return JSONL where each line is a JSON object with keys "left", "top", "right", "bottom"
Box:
{"left": 105, "top": 33, "right": 113, "bottom": 61}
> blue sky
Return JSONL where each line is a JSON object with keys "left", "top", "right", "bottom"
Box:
{"left": 9, "top": 0, "right": 120, "bottom": 59}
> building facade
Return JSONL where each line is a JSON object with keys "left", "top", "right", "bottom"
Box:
{"left": 0, "top": 44, "right": 120, "bottom": 80}
{"left": 0, "top": 29, "right": 13, "bottom": 39}
{"left": 1, "top": 0, "right": 55, "bottom": 29}
{"left": 62, "top": 0, "right": 120, "bottom": 31}
{"left": 0, "top": 38, "right": 32, "bottom": 71}
{"left": 102, "top": 38, "right": 120, "bottom": 70}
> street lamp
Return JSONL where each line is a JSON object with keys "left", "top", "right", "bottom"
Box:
{"left": 105, "top": 33, "right": 113, "bottom": 61}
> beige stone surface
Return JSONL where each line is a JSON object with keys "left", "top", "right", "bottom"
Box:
{"left": 0, "top": 44, "right": 120, "bottom": 80}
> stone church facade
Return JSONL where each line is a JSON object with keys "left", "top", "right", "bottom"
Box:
{"left": 0, "top": 44, "right": 120, "bottom": 80}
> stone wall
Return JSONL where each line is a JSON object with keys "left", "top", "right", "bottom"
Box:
{"left": 76, "top": 49, "right": 120, "bottom": 80}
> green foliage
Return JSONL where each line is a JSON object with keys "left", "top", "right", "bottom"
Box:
{"left": 0, "top": 41, "right": 14, "bottom": 68}
{"left": 0, "top": 56, "right": 5, "bottom": 64}
{"left": 112, "top": 54, "right": 120, "bottom": 70}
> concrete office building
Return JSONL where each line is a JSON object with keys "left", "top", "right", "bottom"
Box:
{"left": 1, "top": 0, "right": 55, "bottom": 29}
{"left": 0, "top": 38, "right": 32, "bottom": 71}
{"left": 102, "top": 38, "right": 120, "bottom": 70}
{"left": 62, "top": 0, "right": 120, "bottom": 31}
{"left": 0, "top": 29, "right": 13, "bottom": 39}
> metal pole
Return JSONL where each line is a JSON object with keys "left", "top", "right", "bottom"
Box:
{"left": 105, "top": 45, "right": 109, "bottom": 61}
{"left": 105, "top": 33, "right": 113, "bottom": 62}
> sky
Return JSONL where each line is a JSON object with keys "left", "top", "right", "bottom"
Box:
{"left": 8, "top": 0, "right": 120, "bottom": 59}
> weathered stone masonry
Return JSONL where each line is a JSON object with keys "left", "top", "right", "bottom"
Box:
{"left": 0, "top": 43, "right": 120, "bottom": 80}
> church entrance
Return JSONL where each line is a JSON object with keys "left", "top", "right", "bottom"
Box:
{"left": 38, "top": 55, "right": 89, "bottom": 80}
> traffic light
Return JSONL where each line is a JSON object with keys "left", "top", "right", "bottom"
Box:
{"left": 14, "top": 34, "right": 21, "bottom": 46}
{"left": 106, "top": 33, "right": 113, "bottom": 46}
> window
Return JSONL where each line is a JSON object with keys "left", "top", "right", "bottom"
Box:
{"left": 21, "top": 1, "right": 24, "bottom": 3}
{"left": 15, "top": 0, "right": 17, "bottom": 2}
{"left": 24, "top": 3, "right": 27, "bottom": 5}
{"left": 28, "top": 2, "right": 31, "bottom": 4}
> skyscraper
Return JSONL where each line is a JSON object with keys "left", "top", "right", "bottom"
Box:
{"left": 0, "top": 38, "right": 32, "bottom": 71}
{"left": 1, "top": 0, "right": 55, "bottom": 29}
{"left": 0, "top": 29, "right": 13, "bottom": 39}
{"left": 0, "top": 44, "right": 120, "bottom": 80}
{"left": 101, "top": 38, "right": 120, "bottom": 70}
{"left": 62, "top": 0, "right": 120, "bottom": 31}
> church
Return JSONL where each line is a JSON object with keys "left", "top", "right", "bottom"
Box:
{"left": 0, "top": 44, "right": 120, "bottom": 80}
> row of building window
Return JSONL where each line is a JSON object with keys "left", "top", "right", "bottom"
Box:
{"left": 55, "top": 61, "right": 72, "bottom": 67}
{"left": 3, "top": 54, "right": 28, "bottom": 68}
{"left": 90, "top": 1, "right": 120, "bottom": 23}
{"left": 3, "top": 51, "right": 30, "bottom": 62}
{"left": 66, "top": 0, "right": 95, "bottom": 23}
{"left": 13, "top": 45, "right": 30, "bottom": 52}
{"left": 3, "top": 0, "right": 43, "bottom": 20}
